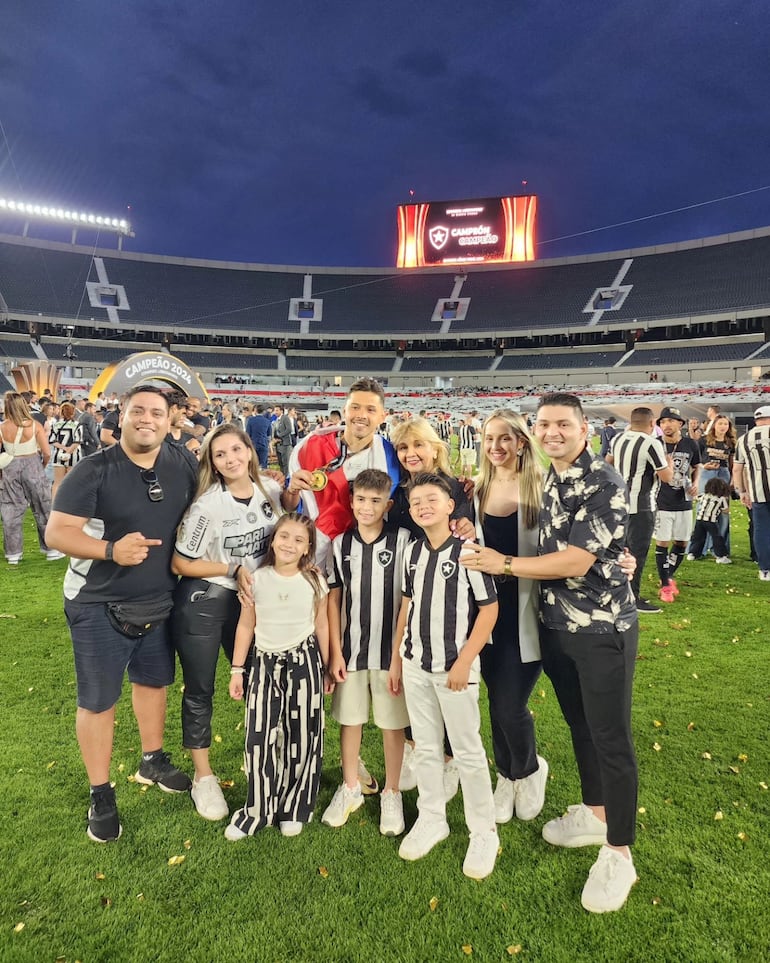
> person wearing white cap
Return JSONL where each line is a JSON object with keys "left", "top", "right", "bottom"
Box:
{"left": 733, "top": 406, "right": 770, "bottom": 580}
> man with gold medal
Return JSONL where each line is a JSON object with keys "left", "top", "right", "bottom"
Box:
{"left": 288, "top": 378, "right": 401, "bottom": 568}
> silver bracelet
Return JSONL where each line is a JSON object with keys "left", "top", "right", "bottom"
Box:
{"left": 230, "top": 665, "right": 245, "bottom": 675}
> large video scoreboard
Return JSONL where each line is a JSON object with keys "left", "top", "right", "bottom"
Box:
{"left": 396, "top": 194, "right": 537, "bottom": 268}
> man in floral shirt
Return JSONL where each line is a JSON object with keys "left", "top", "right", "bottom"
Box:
{"left": 464, "top": 393, "right": 638, "bottom": 914}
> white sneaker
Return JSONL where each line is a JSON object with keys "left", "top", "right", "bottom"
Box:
{"left": 6, "top": 554, "right": 21, "bottom": 565}
{"left": 358, "top": 758, "right": 379, "bottom": 795}
{"left": 715, "top": 556, "right": 732, "bottom": 565}
{"left": 321, "top": 782, "right": 364, "bottom": 827}
{"left": 493, "top": 775, "right": 515, "bottom": 824}
{"left": 46, "top": 549, "right": 66, "bottom": 561}
{"left": 279, "top": 820, "right": 303, "bottom": 837}
{"left": 399, "top": 743, "right": 418, "bottom": 791}
{"left": 686, "top": 553, "right": 696, "bottom": 562}
{"left": 462, "top": 830, "right": 500, "bottom": 880}
{"left": 514, "top": 756, "right": 548, "bottom": 821}
{"left": 581, "top": 846, "right": 638, "bottom": 913}
{"left": 224, "top": 822, "right": 247, "bottom": 841}
{"left": 759, "top": 571, "right": 770, "bottom": 581}
{"left": 542, "top": 803, "right": 608, "bottom": 848}
{"left": 379, "top": 789, "right": 405, "bottom": 837}
{"left": 398, "top": 816, "right": 450, "bottom": 861}
{"left": 191, "top": 775, "right": 229, "bottom": 821}
{"left": 443, "top": 760, "right": 460, "bottom": 802}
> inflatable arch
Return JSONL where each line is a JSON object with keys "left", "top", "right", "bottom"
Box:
{"left": 90, "top": 352, "right": 209, "bottom": 402}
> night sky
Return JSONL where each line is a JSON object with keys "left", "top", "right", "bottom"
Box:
{"left": 2, "top": 0, "right": 769, "bottom": 267}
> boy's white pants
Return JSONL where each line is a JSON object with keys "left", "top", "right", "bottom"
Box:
{"left": 402, "top": 659, "right": 495, "bottom": 835}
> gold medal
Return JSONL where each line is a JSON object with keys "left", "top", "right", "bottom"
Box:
{"left": 310, "top": 469, "right": 328, "bottom": 491}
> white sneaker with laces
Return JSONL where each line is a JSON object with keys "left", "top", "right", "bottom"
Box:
{"left": 686, "top": 553, "right": 696, "bottom": 562}
{"left": 715, "top": 556, "right": 732, "bottom": 565}
{"left": 493, "top": 775, "right": 515, "bottom": 824}
{"left": 46, "top": 549, "right": 66, "bottom": 561}
{"left": 462, "top": 830, "right": 500, "bottom": 880}
{"left": 379, "top": 789, "right": 405, "bottom": 837}
{"left": 542, "top": 803, "right": 608, "bottom": 847}
{"left": 443, "top": 760, "right": 460, "bottom": 802}
{"left": 514, "top": 755, "right": 548, "bottom": 821}
{"left": 279, "top": 820, "right": 303, "bottom": 837}
{"left": 6, "top": 554, "right": 22, "bottom": 565}
{"left": 581, "top": 846, "right": 638, "bottom": 913}
{"left": 759, "top": 571, "right": 770, "bottom": 581}
{"left": 398, "top": 816, "right": 450, "bottom": 861}
{"left": 191, "top": 775, "right": 229, "bottom": 821}
{"left": 398, "top": 743, "right": 418, "bottom": 791}
{"left": 321, "top": 782, "right": 364, "bottom": 827}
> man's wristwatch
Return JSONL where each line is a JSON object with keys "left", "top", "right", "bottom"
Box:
{"left": 104, "top": 541, "right": 114, "bottom": 562}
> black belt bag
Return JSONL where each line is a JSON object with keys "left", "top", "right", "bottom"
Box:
{"left": 106, "top": 595, "right": 174, "bottom": 639}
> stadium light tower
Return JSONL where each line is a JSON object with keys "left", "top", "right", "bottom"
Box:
{"left": 0, "top": 196, "right": 134, "bottom": 249}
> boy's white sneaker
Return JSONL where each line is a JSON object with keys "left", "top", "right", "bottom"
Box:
{"left": 715, "top": 556, "right": 732, "bottom": 564}
{"left": 398, "top": 816, "right": 450, "bottom": 861}
{"left": 379, "top": 789, "right": 405, "bottom": 837}
{"left": 542, "top": 803, "right": 607, "bottom": 848}
{"left": 493, "top": 775, "right": 515, "bottom": 824}
{"left": 514, "top": 756, "right": 549, "bottom": 821}
{"left": 443, "top": 760, "right": 460, "bottom": 802}
{"left": 581, "top": 846, "right": 638, "bottom": 913}
{"left": 279, "top": 820, "right": 303, "bottom": 837}
{"left": 462, "top": 830, "right": 500, "bottom": 880}
{"left": 191, "top": 775, "right": 229, "bottom": 821}
{"left": 398, "top": 743, "right": 418, "bottom": 791}
{"left": 321, "top": 782, "right": 364, "bottom": 828}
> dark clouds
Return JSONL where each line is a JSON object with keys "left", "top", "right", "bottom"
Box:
{"left": 1, "top": 0, "right": 770, "bottom": 265}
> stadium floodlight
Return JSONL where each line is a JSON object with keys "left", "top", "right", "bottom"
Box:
{"left": 0, "top": 195, "right": 133, "bottom": 236}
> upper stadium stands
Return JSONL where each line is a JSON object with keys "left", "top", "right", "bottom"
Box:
{"left": 2, "top": 226, "right": 770, "bottom": 389}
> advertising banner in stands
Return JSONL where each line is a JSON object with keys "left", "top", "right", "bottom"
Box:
{"left": 396, "top": 195, "right": 537, "bottom": 268}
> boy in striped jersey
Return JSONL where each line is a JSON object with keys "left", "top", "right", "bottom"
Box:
{"left": 323, "top": 470, "right": 412, "bottom": 836}
{"left": 390, "top": 472, "right": 500, "bottom": 880}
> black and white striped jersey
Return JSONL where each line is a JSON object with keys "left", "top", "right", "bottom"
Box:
{"left": 695, "top": 492, "right": 727, "bottom": 523}
{"left": 400, "top": 535, "right": 496, "bottom": 673}
{"left": 736, "top": 425, "right": 770, "bottom": 503}
{"left": 609, "top": 430, "right": 668, "bottom": 513}
{"left": 328, "top": 526, "right": 412, "bottom": 670}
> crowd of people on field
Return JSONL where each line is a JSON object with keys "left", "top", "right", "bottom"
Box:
{"left": 2, "top": 379, "right": 769, "bottom": 917}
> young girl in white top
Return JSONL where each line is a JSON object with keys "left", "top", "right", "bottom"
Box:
{"left": 226, "top": 513, "right": 330, "bottom": 839}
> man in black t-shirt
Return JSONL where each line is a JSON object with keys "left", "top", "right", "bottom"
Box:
{"left": 46, "top": 386, "right": 198, "bottom": 843}
{"left": 652, "top": 407, "right": 701, "bottom": 603}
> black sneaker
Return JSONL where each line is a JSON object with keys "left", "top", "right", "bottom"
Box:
{"left": 135, "top": 752, "right": 192, "bottom": 794}
{"left": 87, "top": 787, "right": 122, "bottom": 842}
{"left": 636, "top": 598, "right": 662, "bottom": 614}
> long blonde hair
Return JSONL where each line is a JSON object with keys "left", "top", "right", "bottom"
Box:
{"left": 476, "top": 409, "right": 544, "bottom": 530}
{"left": 196, "top": 423, "right": 276, "bottom": 508}
{"left": 390, "top": 417, "right": 451, "bottom": 476}
{"left": 3, "top": 392, "right": 33, "bottom": 428}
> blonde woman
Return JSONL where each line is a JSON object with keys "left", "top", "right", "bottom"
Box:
{"left": 388, "top": 418, "right": 473, "bottom": 538}
{"left": 467, "top": 409, "right": 549, "bottom": 824}
{"left": 171, "top": 423, "right": 298, "bottom": 821}
{"left": 0, "top": 391, "right": 62, "bottom": 563}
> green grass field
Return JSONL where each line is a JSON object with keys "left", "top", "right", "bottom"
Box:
{"left": 1, "top": 509, "right": 769, "bottom": 962}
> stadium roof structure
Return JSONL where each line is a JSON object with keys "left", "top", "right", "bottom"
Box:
{"left": 2, "top": 225, "right": 770, "bottom": 342}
